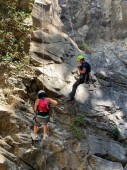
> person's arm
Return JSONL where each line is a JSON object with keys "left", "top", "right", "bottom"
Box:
{"left": 78, "top": 63, "right": 86, "bottom": 74}
{"left": 79, "top": 68, "right": 86, "bottom": 74}
{"left": 48, "top": 98, "right": 58, "bottom": 105}
{"left": 34, "top": 99, "right": 39, "bottom": 112}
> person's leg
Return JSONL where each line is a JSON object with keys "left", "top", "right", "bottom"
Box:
{"left": 42, "top": 117, "right": 49, "bottom": 140}
{"left": 85, "top": 74, "right": 90, "bottom": 83}
{"left": 31, "top": 117, "right": 41, "bottom": 140}
{"left": 43, "top": 124, "right": 48, "bottom": 140}
{"left": 34, "top": 125, "right": 39, "bottom": 136}
{"left": 69, "top": 79, "right": 81, "bottom": 99}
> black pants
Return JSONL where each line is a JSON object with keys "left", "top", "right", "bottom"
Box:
{"left": 69, "top": 74, "right": 90, "bottom": 99}
{"left": 69, "top": 79, "right": 84, "bottom": 99}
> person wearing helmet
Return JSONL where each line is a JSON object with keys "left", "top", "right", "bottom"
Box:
{"left": 31, "top": 90, "right": 58, "bottom": 140}
{"left": 77, "top": 55, "right": 85, "bottom": 61}
{"left": 67, "top": 55, "right": 91, "bottom": 101}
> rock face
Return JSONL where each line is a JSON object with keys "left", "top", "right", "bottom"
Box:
{"left": 88, "top": 155, "right": 123, "bottom": 170}
{"left": 18, "top": 0, "right": 31, "bottom": 8}
{"left": 1, "top": 0, "right": 127, "bottom": 170}
{"left": 30, "top": 0, "right": 82, "bottom": 97}
{"left": 59, "top": 0, "right": 127, "bottom": 42}
{"left": 28, "top": 0, "right": 127, "bottom": 169}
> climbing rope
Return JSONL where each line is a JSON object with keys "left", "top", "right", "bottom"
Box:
{"left": 27, "top": 2, "right": 48, "bottom": 168}
{"left": 42, "top": 3, "right": 45, "bottom": 91}
{"left": 65, "top": 0, "right": 75, "bottom": 42}
{"left": 42, "top": 4, "right": 49, "bottom": 170}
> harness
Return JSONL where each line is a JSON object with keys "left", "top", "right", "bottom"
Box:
{"left": 34, "top": 110, "right": 49, "bottom": 123}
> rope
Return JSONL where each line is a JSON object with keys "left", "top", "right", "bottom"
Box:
{"left": 41, "top": 3, "right": 54, "bottom": 169}
{"left": 41, "top": 4, "right": 47, "bottom": 169}
{"left": 65, "top": 0, "right": 75, "bottom": 42}
{"left": 42, "top": 4, "right": 45, "bottom": 91}
{"left": 30, "top": 1, "right": 48, "bottom": 168}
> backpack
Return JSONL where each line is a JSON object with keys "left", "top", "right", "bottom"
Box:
{"left": 38, "top": 98, "right": 49, "bottom": 112}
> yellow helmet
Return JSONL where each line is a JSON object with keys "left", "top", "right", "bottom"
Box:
{"left": 77, "top": 55, "right": 85, "bottom": 61}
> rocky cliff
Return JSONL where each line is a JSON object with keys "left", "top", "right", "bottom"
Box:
{"left": 60, "top": 0, "right": 127, "bottom": 42}
{"left": 0, "top": 0, "right": 127, "bottom": 169}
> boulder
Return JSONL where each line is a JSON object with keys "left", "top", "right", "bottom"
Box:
{"left": 88, "top": 155, "right": 123, "bottom": 170}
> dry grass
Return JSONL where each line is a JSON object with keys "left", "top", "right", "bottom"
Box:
{"left": 3, "top": 87, "right": 13, "bottom": 98}
{"left": 2, "top": 88, "right": 21, "bottom": 109}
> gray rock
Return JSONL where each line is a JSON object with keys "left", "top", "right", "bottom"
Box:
{"left": 78, "top": 25, "right": 89, "bottom": 37}
{"left": 88, "top": 155, "right": 123, "bottom": 170}
{"left": 124, "top": 164, "right": 127, "bottom": 170}
{"left": 88, "top": 135, "right": 127, "bottom": 163}
{"left": 60, "top": 0, "right": 127, "bottom": 41}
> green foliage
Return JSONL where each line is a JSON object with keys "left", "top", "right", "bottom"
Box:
{"left": 73, "top": 117, "right": 85, "bottom": 127}
{"left": 0, "top": 0, "right": 33, "bottom": 66}
{"left": 70, "top": 117, "right": 86, "bottom": 140}
{"left": 78, "top": 41, "right": 94, "bottom": 54}
{"left": 112, "top": 125, "right": 120, "bottom": 140}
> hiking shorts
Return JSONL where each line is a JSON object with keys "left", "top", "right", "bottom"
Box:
{"left": 34, "top": 115, "right": 49, "bottom": 126}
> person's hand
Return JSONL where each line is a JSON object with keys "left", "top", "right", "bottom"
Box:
{"left": 33, "top": 113, "right": 36, "bottom": 120}
{"left": 77, "top": 66, "right": 81, "bottom": 70}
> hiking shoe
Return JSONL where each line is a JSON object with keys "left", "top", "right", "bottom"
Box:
{"left": 31, "top": 133, "right": 40, "bottom": 141}
{"left": 35, "top": 135, "right": 40, "bottom": 141}
{"left": 43, "top": 134, "right": 48, "bottom": 140}
{"left": 31, "top": 133, "right": 36, "bottom": 140}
